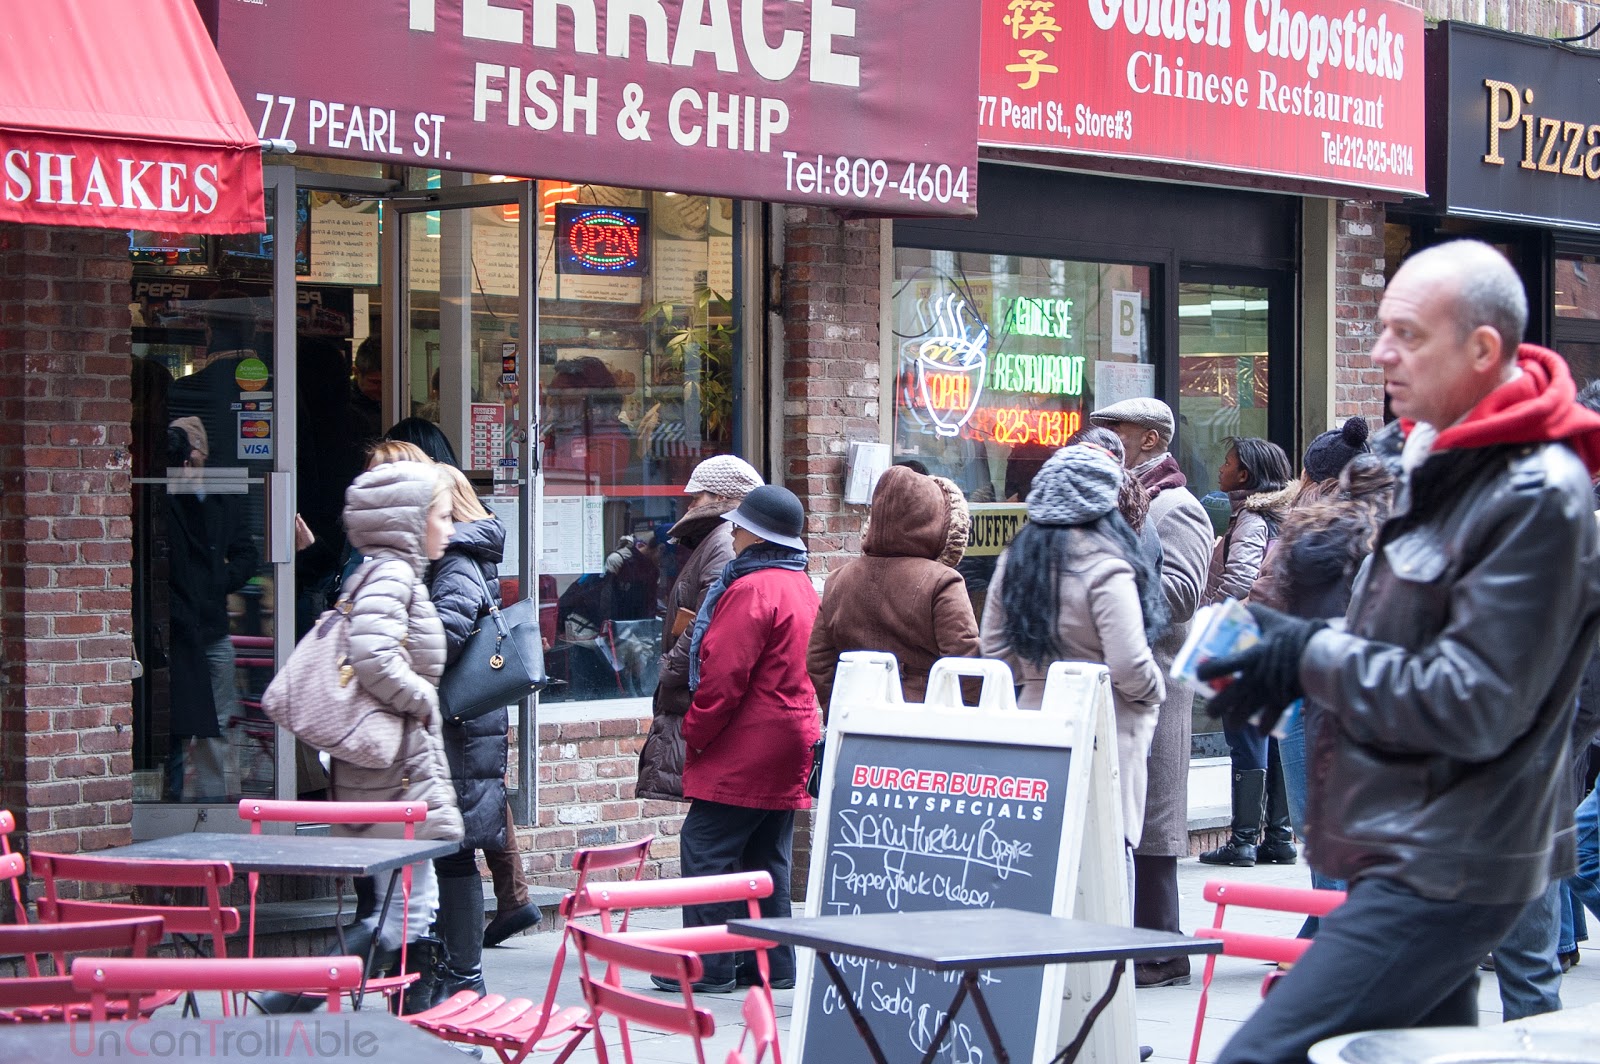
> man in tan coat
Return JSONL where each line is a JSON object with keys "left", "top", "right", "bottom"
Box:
{"left": 1090, "top": 397, "right": 1214, "bottom": 987}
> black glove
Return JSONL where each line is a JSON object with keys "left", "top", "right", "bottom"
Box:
{"left": 1196, "top": 603, "right": 1325, "bottom": 735}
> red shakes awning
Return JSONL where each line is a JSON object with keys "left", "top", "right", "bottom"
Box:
{"left": 0, "top": 0, "right": 264, "bottom": 233}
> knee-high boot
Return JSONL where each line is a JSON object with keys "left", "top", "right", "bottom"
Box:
{"left": 1258, "top": 743, "right": 1298, "bottom": 865}
{"left": 435, "top": 874, "right": 488, "bottom": 999}
{"left": 1199, "top": 769, "right": 1266, "bottom": 866}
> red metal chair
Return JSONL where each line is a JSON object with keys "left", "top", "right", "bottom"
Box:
{"left": 236, "top": 799, "right": 431, "bottom": 1008}
{"left": 406, "top": 835, "right": 653, "bottom": 1064}
{"left": 568, "top": 927, "right": 718, "bottom": 1064}
{"left": 0, "top": 915, "right": 163, "bottom": 1022}
{"left": 1188, "top": 880, "right": 1347, "bottom": 1064}
{"left": 577, "top": 871, "right": 780, "bottom": 994}
{"left": 725, "top": 986, "right": 779, "bottom": 1064}
{"left": 1, "top": 809, "right": 27, "bottom": 925}
{"left": 30, "top": 851, "right": 240, "bottom": 1016}
{"left": 72, "top": 955, "right": 364, "bottom": 1022}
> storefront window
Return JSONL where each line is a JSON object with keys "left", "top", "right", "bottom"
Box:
{"left": 535, "top": 185, "right": 741, "bottom": 703}
{"left": 1175, "top": 283, "right": 1272, "bottom": 496}
{"left": 890, "top": 247, "right": 1154, "bottom": 620}
{"left": 1556, "top": 252, "right": 1600, "bottom": 386}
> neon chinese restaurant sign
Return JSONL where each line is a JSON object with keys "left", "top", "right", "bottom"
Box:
{"left": 901, "top": 290, "right": 1090, "bottom": 447}
{"left": 556, "top": 204, "right": 649, "bottom": 276}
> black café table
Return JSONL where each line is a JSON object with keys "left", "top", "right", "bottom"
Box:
{"left": 731, "top": 908, "right": 1224, "bottom": 1064}
{"left": 91, "top": 832, "right": 457, "bottom": 1006}
{"left": 0, "top": 1010, "right": 471, "bottom": 1063}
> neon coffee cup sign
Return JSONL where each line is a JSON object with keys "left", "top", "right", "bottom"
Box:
{"left": 915, "top": 294, "right": 989, "bottom": 437}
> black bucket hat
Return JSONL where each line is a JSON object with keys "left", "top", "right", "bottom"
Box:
{"left": 723, "top": 485, "right": 806, "bottom": 551}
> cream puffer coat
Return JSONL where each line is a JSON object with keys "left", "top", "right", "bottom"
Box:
{"left": 333, "top": 462, "right": 463, "bottom": 844}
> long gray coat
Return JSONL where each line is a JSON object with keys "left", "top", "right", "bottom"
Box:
{"left": 1135, "top": 471, "right": 1214, "bottom": 857}
{"left": 333, "top": 462, "right": 463, "bottom": 844}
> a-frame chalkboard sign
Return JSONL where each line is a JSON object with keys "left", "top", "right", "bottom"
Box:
{"left": 791, "top": 651, "right": 1136, "bottom": 1064}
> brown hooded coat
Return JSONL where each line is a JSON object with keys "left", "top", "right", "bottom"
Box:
{"left": 807, "top": 468, "right": 979, "bottom": 711}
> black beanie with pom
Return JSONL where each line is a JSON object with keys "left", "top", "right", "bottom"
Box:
{"left": 1302, "top": 417, "right": 1371, "bottom": 483}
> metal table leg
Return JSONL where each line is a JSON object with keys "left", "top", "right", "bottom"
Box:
{"left": 917, "top": 974, "right": 974, "bottom": 1064}
{"left": 817, "top": 952, "right": 891, "bottom": 1064}
{"left": 965, "top": 974, "right": 1011, "bottom": 1064}
{"left": 351, "top": 868, "right": 403, "bottom": 1011}
{"left": 1049, "top": 961, "right": 1127, "bottom": 1064}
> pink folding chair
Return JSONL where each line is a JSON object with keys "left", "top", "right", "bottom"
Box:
{"left": 72, "top": 955, "right": 364, "bottom": 1023}
{"left": 237, "top": 799, "right": 430, "bottom": 1008}
{"left": 406, "top": 835, "right": 654, "bottom": 1064}
{"left": 1188, "top": 880, "right": 1347, "bottom": 1064}
{"left": 568, "top": 927, "right": 718, "bottom": 1064}
{"left": 571, "top": 872, "right": 782, "bottom": 1064}
{"left": 725, "top": 987, "right": 779, "bottom": 1064}
{"left": 30, "top": 851, "right": 241, "bottom": 1016}
{"left": 0, "top": 915, "right": 163, "bottom": 1022}
{"left": 1, "top": 809, "right": 27, "bottom": 925}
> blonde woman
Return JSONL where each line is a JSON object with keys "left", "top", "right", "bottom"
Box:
{"left": 333, "top": 459, "right": 462, "bottom": 1010}
{"left": 425, "top": 464, "right": 514, "bottom": 1003}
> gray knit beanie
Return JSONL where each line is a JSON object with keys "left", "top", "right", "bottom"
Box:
{"left": 1025, "top": 445, "right": 1123, "bottom": 526}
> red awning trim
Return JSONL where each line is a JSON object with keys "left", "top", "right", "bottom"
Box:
{"left": 0, "top": 0, "right": 264, "bottom": 233}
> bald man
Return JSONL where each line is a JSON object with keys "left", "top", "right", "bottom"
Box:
{"left": 1198, "top": 240, "right": 1600, "bottom": 1060}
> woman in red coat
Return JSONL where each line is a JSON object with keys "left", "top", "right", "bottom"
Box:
{"left": 657, "top": 485, "right": 820, "bottom": 994}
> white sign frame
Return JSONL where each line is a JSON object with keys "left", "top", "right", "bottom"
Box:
{"left": 792, "top": 652, "right": 1134, "bottom": 1064}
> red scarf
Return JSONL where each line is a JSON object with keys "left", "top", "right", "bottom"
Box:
{"left": 1405, "top": 345, "right": 1600, "bottom": 472}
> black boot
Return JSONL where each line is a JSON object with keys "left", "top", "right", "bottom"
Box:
{"left": 252, "top": 920, "right": 397, "bottom": 1014}
{"left": 435, "top": 875, "right": 488, "bottom": 1000}
{"left": 1199, "top": 769, "right": 1266, "bottom": 867}
{"left": 396, "top": 935, "right": 444, "bottom": 1016}
{"left": 1258, "top": 746, "right": 1298, "bottom": 865}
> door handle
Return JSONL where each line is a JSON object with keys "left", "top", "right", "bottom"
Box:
{"left": 266, "top": 471, "right": 296, "bottom": 565}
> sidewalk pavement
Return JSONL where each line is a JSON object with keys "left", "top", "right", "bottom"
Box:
{"left": 478, "top": 856, "right": 1600, "bottom": 1063}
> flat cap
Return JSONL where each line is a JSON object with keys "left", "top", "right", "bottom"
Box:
{"left": 1088, "top": 397, "right": 1174, "bottom": 446}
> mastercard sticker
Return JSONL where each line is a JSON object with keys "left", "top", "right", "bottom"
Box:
{"left": 237, "top": 412, "right": 273, "bottom": 460}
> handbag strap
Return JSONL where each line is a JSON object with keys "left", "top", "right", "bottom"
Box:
{"left": 465, "top": 562, "right": 511, "bottom": 641}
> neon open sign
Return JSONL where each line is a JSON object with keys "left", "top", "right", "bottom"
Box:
{"left": 555, "top": 204, "right": 650, "bottom": 277}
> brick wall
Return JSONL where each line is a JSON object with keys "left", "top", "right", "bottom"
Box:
{"left": 781, "top": 207, "right": 882, "bottom": 577}
{"left": 0, "top": 224, "right": 136, "bottom": 886}
{"left": 1422, "top": 0, "right": 1600, "bottom": 35}
{"left": 1331, "top": 202, "right": 1387, "bottom": 424}
{"left": 525, "top": 714, "right": 678, "bottom": 888}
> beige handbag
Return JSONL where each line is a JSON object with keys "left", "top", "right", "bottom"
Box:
{"left": 262, "top": 566, "right": 403, "bottom": 769}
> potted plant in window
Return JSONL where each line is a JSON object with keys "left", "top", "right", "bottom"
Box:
{"left": 642, "top": 286, "right": 736, "bottom": 479}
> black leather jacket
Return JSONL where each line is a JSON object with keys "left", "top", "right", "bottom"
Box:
{"left": 1301, "top": 421, "right": 1600, "bottom": 904}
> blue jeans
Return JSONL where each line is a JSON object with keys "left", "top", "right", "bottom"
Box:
{"left": 1560, "top": 884, "right": 1585, "bottom": 954}
{"left": 1224, "top": 717, "right": 1268, "bottom": 771}
{"left": 1570, "top": 788, "right": 1600, "bottom": 927}
{"left": 1491, "top": 880, "right": 1563, "bottom": 1020}
{"left": 1276, "top": 705, "right": 1345, "bottom": 936}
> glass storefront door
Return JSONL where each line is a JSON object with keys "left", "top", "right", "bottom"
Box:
{"left": 1176, "top": 268, "right": 1294, "bottom": 758}
{"left": 390, "top": 177, "right": 537, "bottom": 815}
{"left": 130, "top": 166, "right": 300, "bottom": 815}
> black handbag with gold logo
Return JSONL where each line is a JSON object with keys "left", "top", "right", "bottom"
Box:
{"left": 439, "top": 564, "right": 548, "bottom": 725}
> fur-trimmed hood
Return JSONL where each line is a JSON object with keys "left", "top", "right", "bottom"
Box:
{"left": 1237, "top": 481, "right": 1300, "bottom": 524}
{"left": 861, "top": 466, "right": 970, "bottom": 567}
{"left": 344, "top": 461, "right": 438, "bottom": 577}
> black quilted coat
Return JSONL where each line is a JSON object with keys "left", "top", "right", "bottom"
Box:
{"left": 428, "top": 517, "right": 509, "bottom": 851}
